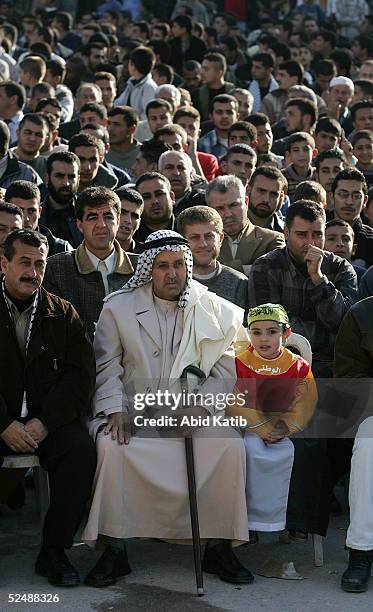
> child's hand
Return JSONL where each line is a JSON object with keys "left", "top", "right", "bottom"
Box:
{"left": 263, "top": 420, "right": 289, "bottom": 444}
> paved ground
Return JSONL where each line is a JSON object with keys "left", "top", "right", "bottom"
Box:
{"left": 1, "top": 486, "right": 372, "bottom": 612}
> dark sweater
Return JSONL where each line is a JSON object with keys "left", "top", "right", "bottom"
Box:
{"left": 193, "top": 262, "right": 248, "bottom": 311}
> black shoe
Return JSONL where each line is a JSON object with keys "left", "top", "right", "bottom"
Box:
{"left": 202, "top": 541, "right": 254, "bottom": 584}
{"left": 341, "top": 549, "right": 373, "bottom": 593}
{"left": 35, "top": 547, "right": 80, "bottom": 587}
{"left": 84, "top": 546, "right": 131, "bottom": 588}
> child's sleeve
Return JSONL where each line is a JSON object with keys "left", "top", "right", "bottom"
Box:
{"left": 226, "top": 357, "right": 277, "bottom": 438}
{"left": 281, "top": 370, "right": 318, "bottom": 435}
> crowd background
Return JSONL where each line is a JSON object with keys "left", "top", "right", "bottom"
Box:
{"left": 1, "top": 0, "right": 373, "bottom": 595}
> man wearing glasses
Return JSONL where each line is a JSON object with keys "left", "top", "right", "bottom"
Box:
{"left": 330, "top": 168, "right": 373, "bottom": 268}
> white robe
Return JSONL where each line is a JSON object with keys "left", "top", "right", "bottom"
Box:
{"left": 82, "top": 281, "right": 249, "bottom": 545}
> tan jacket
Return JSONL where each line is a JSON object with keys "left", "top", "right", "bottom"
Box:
{"left": 219, "top": 222, "right": 285, "bottom": 275}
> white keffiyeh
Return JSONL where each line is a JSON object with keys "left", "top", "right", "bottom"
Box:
{"left": 122, "top": 230, "right": 194, "bottom": 308}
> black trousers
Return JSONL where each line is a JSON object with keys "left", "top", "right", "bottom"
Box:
{"left": 286, "top": 438, "right": 332, "bottom": 537}
{"left": 0, "top": 421, "right": 96, "bottom": 549}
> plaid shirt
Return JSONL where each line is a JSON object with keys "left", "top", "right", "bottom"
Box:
{"left": 197, "top": 129, "right": 228, "bottom": 159}
{"left": 248, "top": 246, "right": 357, "bottom": 372}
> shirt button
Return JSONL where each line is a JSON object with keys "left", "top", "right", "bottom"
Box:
{"left": 153, "top": 350, "right": 160, "bottom": 357}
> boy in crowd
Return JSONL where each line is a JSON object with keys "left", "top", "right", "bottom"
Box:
{"left": 314, "top": 149, "right": 346, "bottom": 210}
{"left": 314, "top": 117, "right": 342, "bottom": 153}
{"left": 351, "top": 130, "right": 373, "bottom": 187}
{"left": 221, "top": 144, "right": 257, "bottom": 190}
{"left": 227, "top": 304, "right": 317, "bottom": 541}
{"left": 325, "top": 219, "right": 365, "bottom": 282}
{"left": 228, "top": 121, "right": 257, "bottom": 147}
{"left": 283, "top": 132, "right": 316, "bottom": 202}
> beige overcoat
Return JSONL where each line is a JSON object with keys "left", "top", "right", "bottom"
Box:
{"left": 83, "top": 280, "right": 249, "bottom": 544}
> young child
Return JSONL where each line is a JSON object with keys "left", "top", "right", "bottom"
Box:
{"left": 227, "top": 303, "right": 317, "bottom": 536}
{"left": 325, "top": 219, "right": 366, "bottom": 283}
{"left": 351, "top": 130, "right": 373, "bottom": 188}
{"left": 283, "top": 132, "right": 316, "bottom": 202}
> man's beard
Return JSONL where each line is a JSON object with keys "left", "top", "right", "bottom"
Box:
{"left": 49, "top": 182, "right": 75, "bottom": 205}
{"left": 250, "top": 203, "right": 273, "bottom": 219}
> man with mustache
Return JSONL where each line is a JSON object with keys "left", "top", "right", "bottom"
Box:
{"left": 0, "top": 228, "right": 96, "bottom": 587}
{"left": 158, "top": 150, "right": 206, "bottom": 217}
{"left": 134, "top": 172, "right": 176, "bottom": 244}
{"left": 247, "top": 167, "right": 287, "bottom": 233}
{"left": 40, "top": 151, "right": 82, "bottom": 248}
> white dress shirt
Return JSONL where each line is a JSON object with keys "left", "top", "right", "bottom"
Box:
{"left": 85, "top": 247, "right": 117, "bottom": 296}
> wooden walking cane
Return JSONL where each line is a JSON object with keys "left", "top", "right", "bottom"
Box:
{"left": 180, "top": 365, "right": 206, "bottom": 597}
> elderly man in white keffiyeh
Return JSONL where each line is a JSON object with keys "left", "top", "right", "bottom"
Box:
{"left": 83, "top": 229, "right": 253, "bottom": 587}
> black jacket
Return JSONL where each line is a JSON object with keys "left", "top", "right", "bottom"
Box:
{"left": 0, "top": 152, "right": 41, "bottom": 189}
{"left": 174, "top": 188, "right": 206, "bottom": 217}
{"left": 0, "top": 287, "right": 95, "bottom": 435}
{"left": 169, "top": 36, "right": 207, "bottom": 75}
{"left": 39, "top": 225, "right": 73, "bottom": 257}
{"left": 40, "top": 195, "right": 83, "bottom": 249}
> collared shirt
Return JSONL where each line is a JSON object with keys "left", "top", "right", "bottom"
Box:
{"left": 248, "top": 246, "right": 357, "bottom": 371}
{"left": 4, "top": 295, "right": 34, "bottom": 358}
{"left": 85, "top": 247, "right": 117, "bottom": 296}
{"left": 6, "top": 110, "right": 23, "bottom": 146}
{"left": 225, "top": 224, "right": 247, "bottom": 259}
{"left": 197, "top": 129, "right": 228, "bottom": 159}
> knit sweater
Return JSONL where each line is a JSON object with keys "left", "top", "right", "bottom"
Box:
{"left": 193, "top": 262, "right": 248, "bottom": 311}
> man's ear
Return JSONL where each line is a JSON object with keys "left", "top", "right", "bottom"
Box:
{"left": 284, "top": 225, "right": 289, "bottom": 242}
{"left": 170, "top": 190, "right": 175, "bottom": 203}
{"left": 245, "top": 194, "right": 249, "bottom": 207}
{"left": 76, "top": 218, "right": 84, "bottom": 235}
{"left": 312, "top": 147, "right": 318, "bottom": 158}
{"left": 363, "top": 194, "right": 368, "bottom": 208}
{"left": 352, "top": 243, "right": 357, "bottom": 257}
{"left": 1, "top": 254, "right": 8, "bottom": 274}
{"left": 284, "top": 327, "right": 292, "bottom": 341}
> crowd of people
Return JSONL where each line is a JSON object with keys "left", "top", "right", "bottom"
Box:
{"left": 1, "top": 0, "right": 373, "bottom": 597}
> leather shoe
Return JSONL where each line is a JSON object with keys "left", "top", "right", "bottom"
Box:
{"left": 84, "top": 546, "right": 131, "bottom": 588}
{"left": 341, "top": 549, "right": 373, "bottom": 593}
{"left": 202, "top": 541, "right": 254, "bottom": 584}
{"left": 35, "top": 547, "right": 80, "bottom": 587}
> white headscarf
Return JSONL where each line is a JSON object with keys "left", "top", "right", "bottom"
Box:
{"left": 122, "top": 229, "right": 194, "bottom": 308}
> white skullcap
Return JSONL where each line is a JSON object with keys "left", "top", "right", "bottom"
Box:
{"left": 329, "top": 76, "right": 354, "bottom": 90}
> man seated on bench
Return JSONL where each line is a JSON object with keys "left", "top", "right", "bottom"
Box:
{"left": 0, "top": 229, "right": 97, "bottom": 587}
